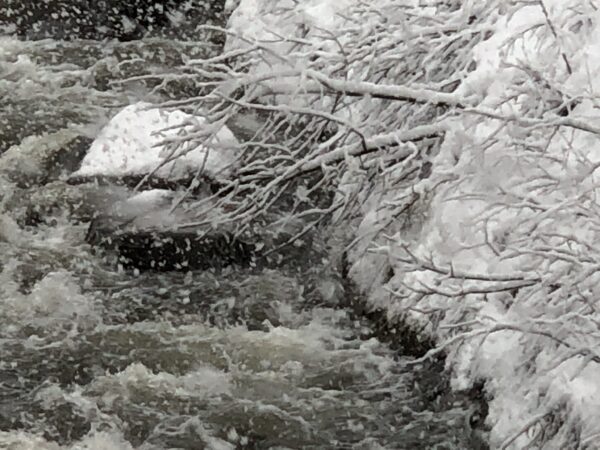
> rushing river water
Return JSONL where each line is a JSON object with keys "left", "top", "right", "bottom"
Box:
{"left": 0, "top": 32, "right": 487, "bottom": 449}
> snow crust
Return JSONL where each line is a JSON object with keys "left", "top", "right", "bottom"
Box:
{"left": 73, "top": 102, "right": 239, "bottom": 180}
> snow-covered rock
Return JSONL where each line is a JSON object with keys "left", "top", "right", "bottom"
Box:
{"left": 72, "top": 102, "right": 240, "bottom": 181}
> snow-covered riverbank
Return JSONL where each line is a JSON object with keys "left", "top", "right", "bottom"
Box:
{"left": 226, "top": 0, "right": 600, "bottom": 447}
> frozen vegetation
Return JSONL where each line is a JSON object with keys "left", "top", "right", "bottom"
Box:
{"left": 213, "top": 0, "right": 600, "bottom": 447}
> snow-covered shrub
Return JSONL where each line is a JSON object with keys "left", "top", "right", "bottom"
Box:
{"left": 383, "top": 1, "right": 600, "bottom": 447}
{"left": 147, "top": 0, "right": 600, "bottom": 446}
{"left": 161, "top": 0, "right": 493, "bottom": 242}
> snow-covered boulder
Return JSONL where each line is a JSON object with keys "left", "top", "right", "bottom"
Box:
{"left": 72, "top": 102, "right": 240, "bottom": 182}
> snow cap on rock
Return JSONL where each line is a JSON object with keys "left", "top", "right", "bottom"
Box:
{"left": 73, "top": 102, "right": 239, "bottom": 181}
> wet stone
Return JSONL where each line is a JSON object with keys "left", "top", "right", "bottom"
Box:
{"left": 91, "top": 229, "right": 257, "bottom": 272}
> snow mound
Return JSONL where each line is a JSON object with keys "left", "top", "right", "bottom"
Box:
{"left": 72, "top": 102, "right": 239, "bottom": 180}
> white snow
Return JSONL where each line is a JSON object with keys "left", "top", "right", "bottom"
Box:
{"left": 228, "top": 0, "right": 356, "bottom": 43}
{"left": 72, "top": 102, "right": 240, "bottom": 180}
{"left": 376, "top": 3, "right": 600, "bottom": 448}
{"left": 225, "top": 0, "right": 358, "bottom": 85}
{"left": 105, "top": 188, "right": 223, "bottom": 231}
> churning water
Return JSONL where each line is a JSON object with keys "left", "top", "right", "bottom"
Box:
{"left": 0, "top": 34, "right": 486, "bottom": 449}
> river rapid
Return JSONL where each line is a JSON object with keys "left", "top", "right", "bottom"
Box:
{"left": 0, "top": 29, "right": 486, "bottom": 450}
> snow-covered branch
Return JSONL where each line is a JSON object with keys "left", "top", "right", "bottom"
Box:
{"left": 249, "top": 70, "right": 471, "bottom": 108}
{"left": 148, "top": 2, "right": 600, "bottom": 444}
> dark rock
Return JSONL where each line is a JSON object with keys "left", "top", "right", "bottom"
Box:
{"left": 83, "top": 207, "right": 329, "bottom": 273}
{"left": 0, "top": 0, "right": 228, "bottom": 41}
{"left": 86, "top": 222, "right": 256, "bottom": 271}
{"left": 67, "top": 173, "right": 225, "bottom": 196}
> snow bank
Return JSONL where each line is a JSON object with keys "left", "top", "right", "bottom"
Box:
{"left": 72, "top": 102, "right": 239, "bottom": 180}
{"left": 346, "top": 1, "right": 600, "bottom": 448}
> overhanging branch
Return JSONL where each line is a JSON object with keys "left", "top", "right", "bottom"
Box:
{"left": 282, "top": 122, "right": 447, "bottom": 179}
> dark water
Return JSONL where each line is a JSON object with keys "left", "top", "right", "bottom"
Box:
{"left": 0, "top": 33, "right": 486, "bottom": 449}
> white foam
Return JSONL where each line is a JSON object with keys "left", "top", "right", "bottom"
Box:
{"left": 0, "top": 430, "right": 133, "bottom": 450}
{"left": 0, "top": 430, "right": 61, "bottom": 450}
{"left": 91, "top": 362, "right": 232, "bottom": 402}
{"left": 0, "top": 269, "right": 99, "bottom": 330}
